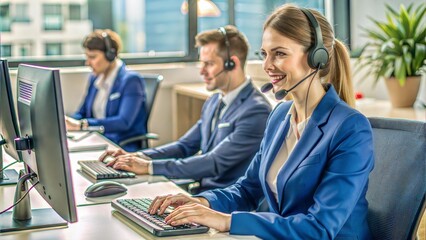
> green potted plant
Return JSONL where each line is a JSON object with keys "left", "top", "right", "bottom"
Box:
{"left": 357, "top": 3, "right": 426, "bottom": 107}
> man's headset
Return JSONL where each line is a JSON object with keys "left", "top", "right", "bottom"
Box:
{"left": 101, "top": 32, "right": 117, "bottom": 62}
{"left": 218, "top": 27, "right": 235, "bottom": 71}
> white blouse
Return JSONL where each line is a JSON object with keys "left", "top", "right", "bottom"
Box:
{"left": 266, "top": 104, "right": 310, "bottom": 202}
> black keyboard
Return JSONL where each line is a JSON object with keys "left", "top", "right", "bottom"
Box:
{"left": 78, "top": 160, "right": 136, "bottom": 180}
{"left": 111, "top": 198, "right": 209, "bottom": 237}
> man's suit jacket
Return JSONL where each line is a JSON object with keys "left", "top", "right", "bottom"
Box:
{"left": 73, "top": 63, "right": 147, "bottom": 151}
{"left": 143, "top": 81, "right": 272, "bottom": 191}
{"left": 200, "top": 85, "right": 374, "bottom": 239}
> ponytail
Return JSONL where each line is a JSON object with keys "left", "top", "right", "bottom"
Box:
{"left": 325, "top": 39, "right": 355, "bottom": 108}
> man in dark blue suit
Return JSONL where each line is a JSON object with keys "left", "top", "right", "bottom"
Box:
{"left": 101, "top": 26, "right": 271, "bottom": 193}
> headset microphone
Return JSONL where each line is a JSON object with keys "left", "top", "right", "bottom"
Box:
{"left": 261, "top": 70, "right": 318, "bottom": 100}
{"left": 260, "top": 82, "right": 273, "bottom": 93}
{"left": 206, "top": 69, "right": 225, "bottom": 81}
{"left": 274, "top": 70, "right": 318, "bottom": 100}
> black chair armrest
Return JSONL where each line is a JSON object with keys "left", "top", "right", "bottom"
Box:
{"left": 119, "top": 133, "right": 159, "bottom": 147}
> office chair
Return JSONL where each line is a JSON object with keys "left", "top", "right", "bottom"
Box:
{"left": 367, "top": 117, "right": 426, "bottom": 240}
{"left": 119, "top": 74, "right": 163, "bottom": 149}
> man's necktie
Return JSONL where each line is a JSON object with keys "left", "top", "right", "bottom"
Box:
{"left": 211, "top": 99, "right": 226, "bottom": 132}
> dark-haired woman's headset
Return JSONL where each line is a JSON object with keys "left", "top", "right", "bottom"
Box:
{"left": 101, "top": 32, "right": 117, "bottom": 62}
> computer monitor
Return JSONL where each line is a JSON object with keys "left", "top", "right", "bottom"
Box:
{"left": 0, "top": 59, "right": 21, "bottom": 185}
{"left": 0, "top": 64, "right": 78, "bottom": 232}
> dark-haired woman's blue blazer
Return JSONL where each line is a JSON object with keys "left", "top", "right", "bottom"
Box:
{"left": 73, "top": 64, "right": 147, "bottom": 151}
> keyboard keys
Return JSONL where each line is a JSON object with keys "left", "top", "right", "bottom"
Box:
{"left": 78, "top": 160, "right": 136, "bottom": 180}
{"left": 111, "top": 198, "right": 209, "bottom": 237}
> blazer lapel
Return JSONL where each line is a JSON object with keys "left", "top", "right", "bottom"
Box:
{"left": 261, "top": 114, "right": 291, "bottom": 213}
{"left": 276, "top": 120, "right": 323, "bottom": 211}
{"left": 105, "top": 65, "right": 125, "bottom": 115}
{"left": 205, "top": 96, "right": 220, "bottom": 150}
{"left": 276, "top": 84, "right": 340, "bottom": 212}
{"left": 205, "top": 83, "right": 255, "bottom": 150}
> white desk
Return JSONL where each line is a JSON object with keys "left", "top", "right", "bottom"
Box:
{"left": 0, "top": 132, "right": 258, "bottom": 239}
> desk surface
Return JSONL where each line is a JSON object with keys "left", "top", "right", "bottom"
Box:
{"left": 174, "top": 82, "right": 426, "bottom": 122}
{"left": 1, "top": 132, "right": 257, "bottom": 239}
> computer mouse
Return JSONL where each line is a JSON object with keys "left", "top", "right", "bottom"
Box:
{"left": 84, "top": 181, "right": 127, "bottom": 198}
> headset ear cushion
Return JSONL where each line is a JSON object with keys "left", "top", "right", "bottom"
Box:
{"left": 105, "top": 48, "right": 117, "bottom": 62}
{"left": 224, "top": 59, "right": 235, "bottom": 71}
{"left": 309, "top": 47, "right": 329, "bottom": 69}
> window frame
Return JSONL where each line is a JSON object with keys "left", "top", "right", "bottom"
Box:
{"left": 6, "top": 0, "right": 350, "bottom": 68}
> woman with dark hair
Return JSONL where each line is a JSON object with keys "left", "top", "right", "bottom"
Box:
{"left": 147, "top": 4, "right": 374, "bottom": 239}
{"left": 66, "top": 29, "right": 147, "bottom": 151}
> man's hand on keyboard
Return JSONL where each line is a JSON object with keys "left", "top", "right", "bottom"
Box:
{"left": 104, "top": 153, "right": 150, "bottom": 175}
{"left": 148, "top": 193, "right": 210, "bottom": 215}
{"left": 98, "top": 149, "right": 129, "bottom": 162}
{"left": 99, "top": 149, "right": 151, "bottom": 163}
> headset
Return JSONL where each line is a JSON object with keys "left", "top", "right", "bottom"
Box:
{"left": 218, "top": 27, "right": 235, "bottom": 71}
{"left": 101, "top": 32, "right": 117, "bottom": 62}
{"left": 300, "top": 8, "right": 329, "bottom": 69}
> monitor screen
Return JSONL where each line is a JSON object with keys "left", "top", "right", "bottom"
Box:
{"left": 0, "top": 59, "right": 21, "bottom": 185}
{"left": 0, "top": 64, "right": 78, "bottom": 232}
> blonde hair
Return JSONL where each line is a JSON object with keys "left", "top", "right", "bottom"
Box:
{"left": 264, "top": 4, "right": 355, "bottom": 107}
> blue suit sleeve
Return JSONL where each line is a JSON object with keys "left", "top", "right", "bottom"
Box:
{"left": 72, "top": 77, "right": 95, "bottom": 120}
{"left": 149, "top": 100, "right": 270, "bottom": 180}
{"left": 143, "top": 119, "right": 203, "bottom": 159}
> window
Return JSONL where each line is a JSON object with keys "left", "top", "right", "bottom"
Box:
{"left": 45, "top": 43, "right": 62, "bottom": 56}
{"left": 0, "top": 3, "right": 11, "bottom": 32}
{"left": 235, "top": 0, "right": 325, "bottom": 59}
{"left": 1, "top": 44, "right": 12, "bottom": 57}
{"left": 43, "top": 4, "right": 62, "bottom": 31}
{"left": 69, "top": 4, "right": 81, "bottom": 21}
{"left": 14, "top": 3, "right": 30, "bottom": 22}
{"left": 5, "top": 0, "right": 350, "bottom": 68}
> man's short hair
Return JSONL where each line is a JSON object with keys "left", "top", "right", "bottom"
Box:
{"left": 195, "top": 25, "right": 250, "bottom": 68}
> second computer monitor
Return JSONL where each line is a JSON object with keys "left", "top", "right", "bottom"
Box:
{"left": 0, "top": 64, "right": 78, "bottom": 233}
{"left": 0, "top": 59, "right": 21, "bottom": 185}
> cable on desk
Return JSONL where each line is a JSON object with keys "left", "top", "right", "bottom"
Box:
{"left": 0, "top": 178, "right": 39, "bottom": 215}
{"left": 0, "top": 160, "right": 18, "bottom": 174}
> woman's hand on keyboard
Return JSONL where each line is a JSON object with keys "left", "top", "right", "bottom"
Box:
{"left": 165, "top": 203, "right": 231, "bottom": 232}
{"left": 148, "top": 193, "right": 210, "bottom": 215}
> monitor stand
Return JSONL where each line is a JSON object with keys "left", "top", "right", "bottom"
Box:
{"left": 0, "top": 171, "right": 67, "bottom": 233}
{"left": 0, "top": 142, "right": 19, "bottom": 186}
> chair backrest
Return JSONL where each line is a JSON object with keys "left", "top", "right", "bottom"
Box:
{"left": 142, "top": 74, "right": 163, "bottom": 125}
{"left": 367, "top": 117, "right": 426, "bottom": 240}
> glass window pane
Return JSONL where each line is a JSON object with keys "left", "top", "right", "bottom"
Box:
{"left": 14, "top": 3, "right": 29, "bottom": 22}
{"left": 235, "top": 0, "right": 325, "bottom": 60}
{"left": 69, "top": 4, "right": 81, "bottom": 21}
{"left": 45, "top": 43, "right": 62, "bottom": 56}
{"left": 1, "top": 44, "right": 12, "bottom": 57}
{"left": 198, "top": 0, "right": 228, "bottom": 32}
{"left": 0, "top": 4, "right": 11, "bottom": 32}
{"left": 43, "top": 4, "right": 62, "bottom": 31}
